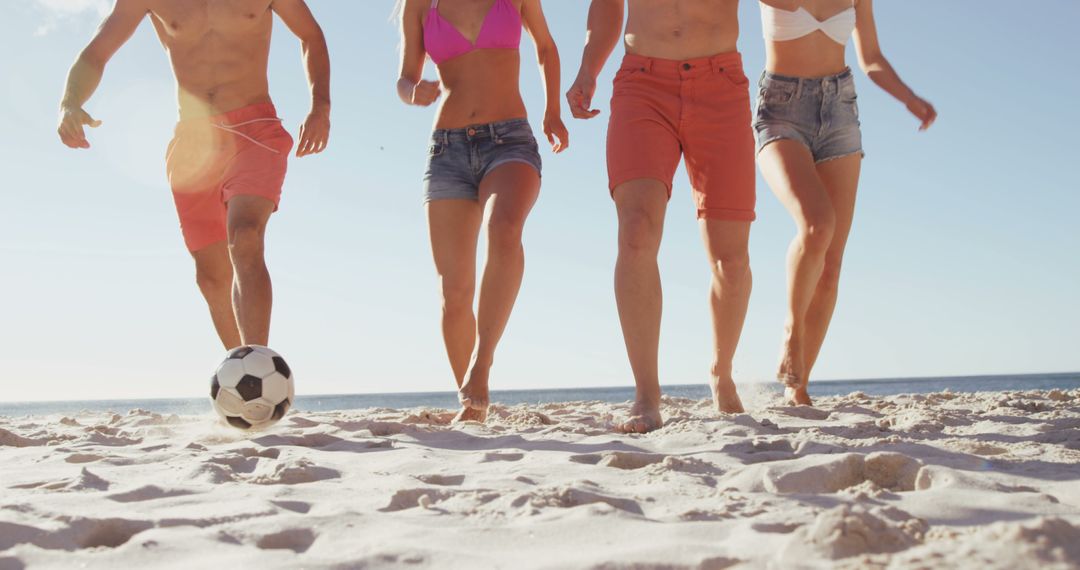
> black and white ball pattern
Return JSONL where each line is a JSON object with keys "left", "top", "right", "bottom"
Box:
{"left": 210, "top": 345, "right": 294, "bottom": 430}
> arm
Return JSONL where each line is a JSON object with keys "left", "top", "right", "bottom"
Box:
{"left": 852, "top": 0, "right": 936, "bottom": 130}
{"left": 57, "top": 0, "right": 146, "bottom": 149}
{"left": 273, "top": 0, "right": 332, "bottom": 157}
{"left": 565, "top": 0, "right": 624, "bottom": 120}
{"left": 397, "top": 0, "right": 441, "bottom": 108}
{"left": 522, "top": 0, "right": 568, "bottom": 152}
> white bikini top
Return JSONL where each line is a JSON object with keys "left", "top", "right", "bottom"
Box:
{"left": 761, "top": 1, "right": 857, "bottom": 46}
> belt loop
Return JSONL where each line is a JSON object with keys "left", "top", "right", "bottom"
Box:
{"left": 795, "top": 78, "right": 803, "bottom": 100}
{"left": 442, "top": 130, "right": 449, "bottom": 146}
{"left": 489, "top": 122, "right": 500, "bottom": 144}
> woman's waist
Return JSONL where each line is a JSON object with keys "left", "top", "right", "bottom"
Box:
{"left": 430, "top": 117, "right": 532, "bottom": 142}
{"left": 764, "top": 42, "right": 849, "bottom": 79}
{"left": 433, "top": 93, "right": 529, "bottom": 131}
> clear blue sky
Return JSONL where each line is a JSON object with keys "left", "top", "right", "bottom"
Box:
{"left": 1, "top": 1, "right": 1077, "bottom": 402}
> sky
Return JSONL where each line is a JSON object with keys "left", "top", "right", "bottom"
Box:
{"left": 1, "top": 1, "right": 1078, "bottom": 403}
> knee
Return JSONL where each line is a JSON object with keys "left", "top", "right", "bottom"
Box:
{"left": 227, "top": 219, "right": 265, "bottom": 259}
{"left": 618, "top": 209, "right": 662, "bottom": 257}
{"left": 439, "top": 278, "right": 474, "bottom": 316}
{"left": 711, "top": 250, "right": 751, "bottom": 283}
{"left": 819, "top": 255, "right": 844, "bottom": 291}
{"left": 486, "top": 213, "right": 526, "bottom": 253}
{"left": 194, "top": 263, "right": 231, "bottom": 296}
{"left": 798, "top": 213, "right": 836, "bottom": 254}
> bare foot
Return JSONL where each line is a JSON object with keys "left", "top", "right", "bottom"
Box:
{"left": 615, "top": 401, "right": 663, "bottom": 434}
{"left": 784, "top": 386, "right": 813, "bottom": 407}
{"left": 456, "top": 363, "right": 490, "bottom": 422}
{"left": 710, "top": 376, "right": 745, "bottom": 414}
{"left": 777, "top": 335, "right": 812, "bottom": 406}
{"left": 452, "top": 405, "right": 488, "bottom": 423}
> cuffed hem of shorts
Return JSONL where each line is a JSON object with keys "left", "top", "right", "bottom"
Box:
{"left": 222, "top": 186, "right": 282, "bottom": 212}
{"left": 487, "top": 157, "right": 542, "bottom": 178}
{"left": 755, "top": 134, "right": 809, "bottom": 156}
{"left": 815, "top": 149, "right": 866, "bottom": 164}
{"left": 423, "top": 191, "right": 479, "bottom": 204}
{"left": 185, "top": 232, "right": 228, "bottom": 253}
{"left": 697, "top": 207, "right": 757, "bottom": 221}
{"left": 608, "top": 173, "right": 674, "bottom": 198}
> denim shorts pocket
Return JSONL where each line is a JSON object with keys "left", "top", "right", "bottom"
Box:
{"left": 428, "top": 142, "right": 445, "bottom": 157}
{"left": 499, "top": 125, "right": 535, "bottom": 144}
{"left": 761, "top": 83, "right": 796, "bottom": 105}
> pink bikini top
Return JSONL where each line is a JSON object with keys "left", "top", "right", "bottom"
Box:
{"left": 423, "top": 0, "right": 522, "bottom": 65}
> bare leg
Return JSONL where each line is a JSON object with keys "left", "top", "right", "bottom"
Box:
{"left": 758, "top": 141, "right": 836, "bottom": 405}
{"left": 803, "top": 155, "right": 862, "bottom": 379}
{"left": 459, "top": 163, "right": 541, "bottom": 421}
{"left": 225, "top": 195, "right": 276, "bottom": 346}
{"left": 426, "top": 199, "right": 483, "bottom": 421}
{"left": 612, "top": 180, "right": 668, "bottom": 433}
{"left": 191, "top": 241, "right": 242, "bottom": 349}
{"left": 699, "top": 219, "right": 752, "bottom": 414}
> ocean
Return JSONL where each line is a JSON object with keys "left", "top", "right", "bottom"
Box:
{"left": 0, "top": 372, "right": 1076, "bottom": 418}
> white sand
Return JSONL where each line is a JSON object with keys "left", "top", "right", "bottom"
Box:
{"left": 2, "top": 388, "right": 1079, "bottom": 569}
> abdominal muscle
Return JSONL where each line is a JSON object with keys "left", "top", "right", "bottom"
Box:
{"left": 433, "top": 49, "right": 527, "bottom": 129}
{"left": 766, "top": 33, "right": 849, "bottom": 77}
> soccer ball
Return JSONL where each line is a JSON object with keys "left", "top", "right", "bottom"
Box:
{"left": 210, "top": 345, "right": 294, "bottom": 430}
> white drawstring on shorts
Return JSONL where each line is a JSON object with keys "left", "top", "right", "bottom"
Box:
{"left": 212, "top": 117, "right": 283, "bottom": 154}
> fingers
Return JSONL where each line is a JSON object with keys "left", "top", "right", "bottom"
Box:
{"left": 296, "top": 122, "right": 330, "bottom": 158}
{"left": 412, "top": 80, "right": 442, "bottom": 107}
{"left": 566, "top": 88, "right": 601, "bottom": 120}
{"left": 58, "top": 120, "right": 89, "bottom": 149}
{"left": 296, "top": 133, "right": 328, "bottom": 157}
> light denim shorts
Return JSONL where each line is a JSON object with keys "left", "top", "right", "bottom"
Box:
{"left": 753, "top": 68, "right": 864, "bottom": 163}
{"left": 423, "top": 118, "right": 542, "bottom": 202}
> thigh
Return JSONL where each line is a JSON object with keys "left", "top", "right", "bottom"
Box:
{"left": 814, "top": 154, "right": 862, "bottom": 256}
{"left": 190, "top": 240, "right": 232, "bottom": 275}
{"left": 757, "top": 139, "right": 832, "bottom": 227}
{"left": 226, "top": 194, "right": 275, "bottom": 235}
{"left": 607, "top": 78, "right": 682, "bottom": 196}
{"left": 426, "top": 200, "right": 483, "bottom": 285}
{"left": 479, "top": 162, "right": 540, "bottom": 228}
{"left": 682, "top": 80, "right": 756, "bottom": 221}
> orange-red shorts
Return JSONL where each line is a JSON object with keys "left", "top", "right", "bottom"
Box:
{"left": 607, "top": 52, "right": 756, "bottom": 220}
{"left": 166, "top": 103, "right": 293, "bottom": 252}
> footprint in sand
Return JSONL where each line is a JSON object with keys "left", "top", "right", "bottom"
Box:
{"left": 256, "top": 528, "right": 317, "bottom": 553}
{"left": 512, "top": 486, "right": 643, "bottom": 516}
{"left": 480, "top": 452, "right": 524, "bottom": 462}
{"left": 107, "top": 485, "right": 196, "bottom": 503}
{"left": 248, "top": 458, "right": 341, "bottom": 485}
{"left": 270, "top": 500, "right": 313, "bottom": 514}
{"left": 596, "top": 451, "right": 665, "bottom": 470}
{"left": 12, "top": 468, "right": 110, "bottom": 492}
{"left": 63, "top": 453, "right": 105, "bottom": 464}
{"left": 415, "top": 474, "right": 466, "bottom": 486}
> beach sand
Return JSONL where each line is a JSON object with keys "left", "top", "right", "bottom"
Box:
{"left": 2, "top": 387, "right": 1079, "bottom": 569}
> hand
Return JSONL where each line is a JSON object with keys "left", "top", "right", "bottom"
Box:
{"left": 411, "top": 79, "right": 441, "bottom": 107}
{"left": 566, "top": 74, "right": 600, "bottom": 120}
{"left": 543, "top": 113, "right": 569, "bottom": 153}
{"left": 297, "top": 106, "right": 330, "bottom": 158}
{"left": 906, "top": 95, "right": 937, "bottom": 131}
{"left": 57, "top": 105, "right": 102, "bottom": 149}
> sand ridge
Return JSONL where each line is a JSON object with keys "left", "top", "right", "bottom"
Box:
{"left": 1, "top": 388, "right": 1079, "bottom": 569}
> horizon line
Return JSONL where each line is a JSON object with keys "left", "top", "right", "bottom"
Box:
{"left": 3, "top": 370, "right": 1077, "bottom": 406}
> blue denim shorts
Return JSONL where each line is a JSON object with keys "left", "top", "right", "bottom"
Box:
{"left": 753, "top": 69, "right": 864, "bottom": 163}
{"left": 423, "top": 118, "right": 542, "bottom": 202}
